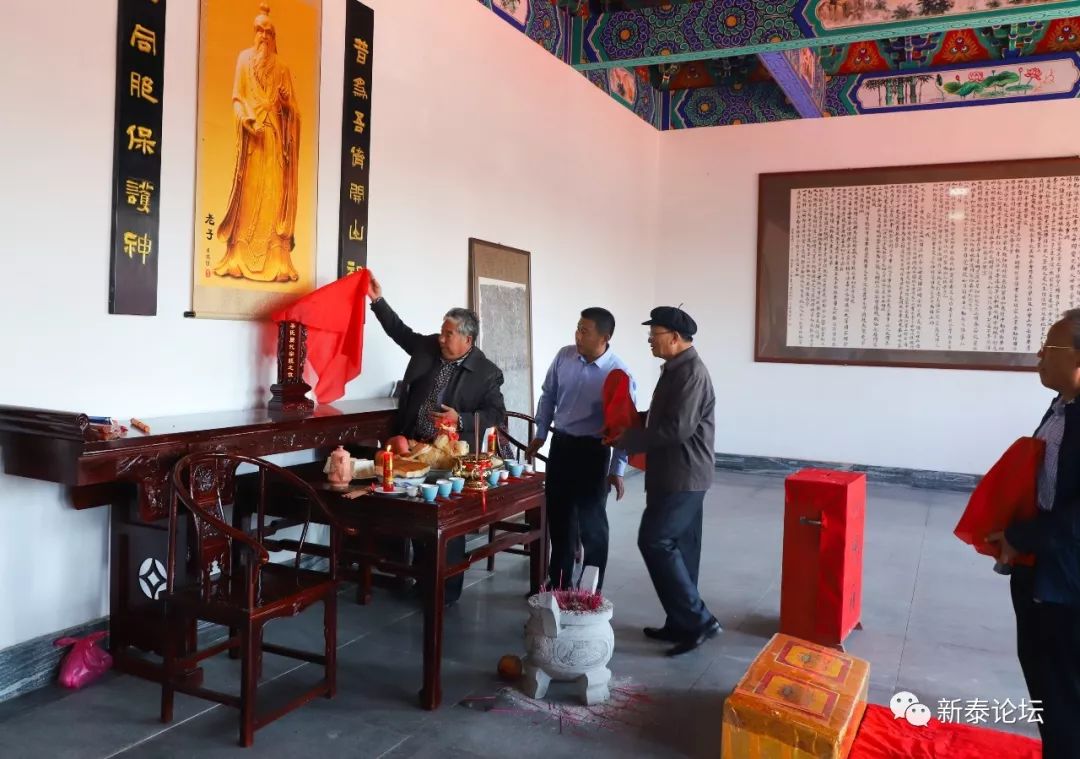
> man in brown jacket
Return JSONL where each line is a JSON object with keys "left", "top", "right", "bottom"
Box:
{"left": 617, "top": 306, "right": 720, "bottom": 656}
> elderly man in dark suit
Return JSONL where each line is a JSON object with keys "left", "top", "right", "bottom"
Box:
{"left": 618, "top": 306, "right": 721, "bottom": 657}
{"left": 365, "top": 274, "right": 506, "bottom": 604}
{"left": 991, "top": 309, "right": 1080, "bottom": 759}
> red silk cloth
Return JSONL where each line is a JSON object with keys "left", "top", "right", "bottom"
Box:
{"left": 850, "top": 704, "right": 1040, "bottom": 759}
{"left": 954, "top": 436, "right": 1044, "bottom": 568}
{"left": 601, "top": 369, "right": 645, "bottom": 470}
{"left": 271, "top": 269, "right": 371, "bottom": 404}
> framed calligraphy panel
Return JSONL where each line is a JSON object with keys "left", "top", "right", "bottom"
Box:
{"left": 756, "top": 157, "right": 1080, "bottom": 370}
{"left": 468, "top": 239, "right": 535, "bottom": 441}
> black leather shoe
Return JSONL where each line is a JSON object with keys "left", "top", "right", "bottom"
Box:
{"left": 643, "top": 625, "right": 683, "bottom": 642}
{"left": 665, "top": 617, "right": 722, "bottom": 657}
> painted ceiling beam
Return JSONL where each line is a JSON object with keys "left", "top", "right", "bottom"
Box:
{"left": 569, "top": 0, "right": 1080, "bottom": 70}
{"left": 554, "top": 0, "right": 701, "bottom": 10}
{"left": 758, "top": 49, "right": 827, "bottom": 117}
{"left": 819, "top": 20, "right": 1078, "bottom": 74}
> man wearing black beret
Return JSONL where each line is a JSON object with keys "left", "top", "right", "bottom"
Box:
{"left": 616, "top": 306, "right": 720, "bottom": 656}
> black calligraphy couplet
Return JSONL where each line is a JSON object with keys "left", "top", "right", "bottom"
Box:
{"left": 108, "top": 0, "right": 166, "bottom": 316}
{"left": 338, "top": 0, "right": 373, "bottom": 279}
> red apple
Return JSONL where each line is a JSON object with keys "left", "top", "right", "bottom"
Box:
{"left": 387, "top": 435, "right": 411, "bottom": 455}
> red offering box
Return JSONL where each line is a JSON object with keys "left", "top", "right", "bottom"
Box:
{"left": 781, "top": 469, "right": 865, "bottom": 647}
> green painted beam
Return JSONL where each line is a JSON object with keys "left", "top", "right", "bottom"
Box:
{"left": 570, "top": 0, "right": 1080, "bottom": 70}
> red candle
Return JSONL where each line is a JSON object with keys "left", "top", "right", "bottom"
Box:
{"left": 382, "top": 445, "right": 394, "bottom": 492}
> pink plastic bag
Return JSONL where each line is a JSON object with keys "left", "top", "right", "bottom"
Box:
{"left": 54, "top": 631, "right": 112, "bottom": 689}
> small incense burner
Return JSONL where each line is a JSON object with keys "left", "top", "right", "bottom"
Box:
{"left": 453, "top": 453, "right": 493, "bottom": 491}
{"left": 454, "top": 411, "right": 495, "bottom": 490}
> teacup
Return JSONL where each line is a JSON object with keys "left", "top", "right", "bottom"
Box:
{"left": 436, "top": 479, "right": 452, "bottom": 498}
{"left": 405, "top": 485, "right": 419, "bottom": 498}
{"left": 498, "top": 469, "right": 509, "bottom": 482}
{"left": 449, "top": 476, "right": 465, "bottom": 493}
{"left": 486, "top": 470, "right": 500, "bottom": 487}
{"left": 508, "top": 462, "right": 524, "bottom": 478}
{"left": 420, "top": 483, "right": 438, "bottom": 503}
{"left": 522, "top": 463, "right": 534, "bottom": 475}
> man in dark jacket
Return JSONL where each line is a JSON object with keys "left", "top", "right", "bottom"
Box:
{"left": 991, "top": 309, "right": 1080, "bottom": 759}
{"left": 366, "top": 274, "right": 507, "bottom": 604}
{"left": 367, "top": 276, "right": 506, "bottom": 443}
{"left": 617, "top": 306, "right": 720, "bottom": 657}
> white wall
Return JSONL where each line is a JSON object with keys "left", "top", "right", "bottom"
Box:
{"left": 656, "top": 100, "right": 1080, "bottom": 474}
{"left": 0, "top": 0, "right": 659, "bottom": 651}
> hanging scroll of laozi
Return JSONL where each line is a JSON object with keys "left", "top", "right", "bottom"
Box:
{"left": 755, "top": 158, "right": 1080, "bottom": 371}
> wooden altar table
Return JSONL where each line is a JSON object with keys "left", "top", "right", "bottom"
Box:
{"left": 244, "top": 463, "right": 547, "bottom": 710}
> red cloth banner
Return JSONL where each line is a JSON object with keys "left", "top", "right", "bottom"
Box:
{"left": 271, "top": 269, "right": 370, "bottom": 404}
{"left": 954, "top": 437, "right": 1044, "bottom": 568}
{"left": 601, "top": 369, "right": 645, "bottom": 470}
{"left": 850, "top": 704, "right": 1040, "bottom": 759}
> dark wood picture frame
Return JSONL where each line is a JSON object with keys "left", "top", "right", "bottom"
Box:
{"left": 756, "top": 156, "right": 1080, "bottom": 371}
{"left": 467, "top": 239, "right": 535, "bottom": 420}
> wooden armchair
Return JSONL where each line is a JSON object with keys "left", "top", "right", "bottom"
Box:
{"left": 161, "top": 452, "right": 342, "bottom": 747}
{"left": 497, "top": 411, "right": 549, "bottom": 467}
{"left": 487, "top": 411, "right": 550, "bottom": 571}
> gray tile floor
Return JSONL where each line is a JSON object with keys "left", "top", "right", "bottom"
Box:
{"left": 0, "top": 471, "right": 1038, "bottom": 757}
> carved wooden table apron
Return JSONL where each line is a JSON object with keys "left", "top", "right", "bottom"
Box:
{"left": 247, "top": 464, "right": 547, "bottom": 710}
{"left": 0, "top": 400, "right": 397, "bottom": 684}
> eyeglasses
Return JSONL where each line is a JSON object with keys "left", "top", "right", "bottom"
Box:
{"left": 648, "top": 330, "right": 673, "bottom": 341}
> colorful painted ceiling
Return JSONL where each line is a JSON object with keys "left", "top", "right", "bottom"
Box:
{"left": 475, "top": 0, "right": 1080, "bottom": 128}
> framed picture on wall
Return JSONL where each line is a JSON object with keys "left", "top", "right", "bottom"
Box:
{"left": 468, "top": 239, "right": 534, "bottom": 441}
{"left": 190, "top": 0, "right": 322, "bottom": 320}
{"left": 756, "top": 156, "right": 1080, "bottom": 371}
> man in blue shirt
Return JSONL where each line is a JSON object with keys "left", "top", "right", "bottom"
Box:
{"left": 525, "top": 308, "right": 635, "bottom": 591}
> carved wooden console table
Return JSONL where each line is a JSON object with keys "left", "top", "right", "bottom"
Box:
{"left": 0, "top": 400, "right": 396, "bottom": 683}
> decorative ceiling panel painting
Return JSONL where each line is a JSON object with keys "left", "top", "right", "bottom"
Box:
{"left": 474, "top": 0, "right": 1080, "bottom": 128}
{"left": 574, "top": 0, "right": 804, "bottom": 67}
{"left": 476, "top": 0, "right": 569, "bottom": 59}
{"left": 831, "top": 52, "right": 1080, "bottom": 112}
{"left": 666, "top": 81, "right": 800, "bottom": 127}
{"left": 477, "top": 0, "right": 663, "bottom": 125}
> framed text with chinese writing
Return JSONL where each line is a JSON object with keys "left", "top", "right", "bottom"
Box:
{"left": 338, "top": 0, "right": 373, "bottom": 278}
{"left": 190, "top": 0, "right": 321, "bottom": 320}
{"left": 756, "top": 157, "right": 1080, "bottom": 371}
{"left": 109, "top": 0, "right": 166, "bottom": 316}
{"left": 468, "top": 239, "right": 534, "bottom": 443}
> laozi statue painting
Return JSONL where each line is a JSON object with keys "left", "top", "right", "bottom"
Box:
{"left": 192, "top": 0, "right": 322, "bottom": 320}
